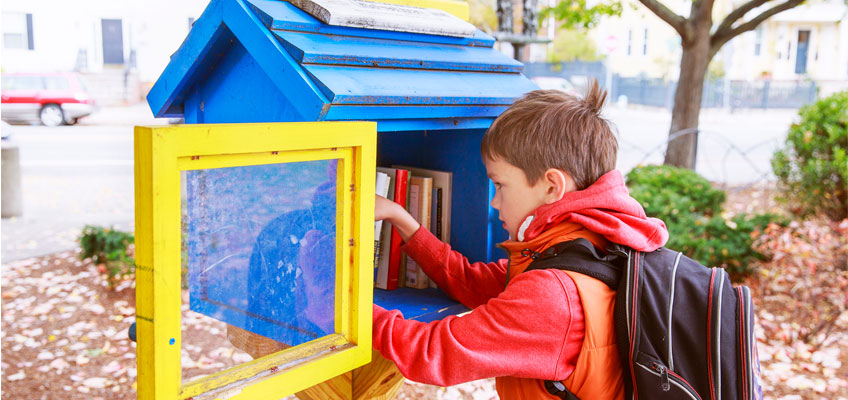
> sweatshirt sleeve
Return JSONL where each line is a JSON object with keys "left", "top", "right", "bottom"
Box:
{"left": 401, "top": 227, "right": 508, "bottom": 309}
{"left": 372, "top": 269, "right": 585, "bottom": 387}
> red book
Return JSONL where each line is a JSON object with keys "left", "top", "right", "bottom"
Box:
{"left": 385, "top": 168, "right": 409, "bottom": 290}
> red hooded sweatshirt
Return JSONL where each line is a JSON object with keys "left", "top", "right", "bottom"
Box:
{"left": 372, "top": 170, "right": 668, "bottom": 395}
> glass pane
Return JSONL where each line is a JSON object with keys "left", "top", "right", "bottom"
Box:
{"left": 3, "top": 33, "right": 25, "bottom": 49}
{"left": 43, "top": 77, "right": 70, "bottom": 90}
{"left": 180, "top": 159, "right": 338, "bottom": 382}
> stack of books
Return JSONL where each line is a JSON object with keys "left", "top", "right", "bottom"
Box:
{"left": 374, "top": 166, "right": 452, "bottom": 290}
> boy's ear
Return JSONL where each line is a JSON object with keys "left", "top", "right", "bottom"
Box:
{"left": 542, "top": 168, "right": 577, "bottom": 204}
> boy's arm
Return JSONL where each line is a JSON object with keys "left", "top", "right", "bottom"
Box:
{"left": 372, "top": 269, "right": 585, "bottom": 387}
{"left": 376, "top": 195, "right": 507, "bottom": 308}
{"left": 402, "top": 227, "right": 507, "bottom": 308}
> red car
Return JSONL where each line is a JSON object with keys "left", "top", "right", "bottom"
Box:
{"left": 1, "top": 72, "right": 96, "bottom": 126}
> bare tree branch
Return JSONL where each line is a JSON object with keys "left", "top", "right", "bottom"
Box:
{"left": 710, "top": 0, "right": 803, "bottom": 56}
{"left": 637, "top": 0, "right": 690, "bottom": 40}
{"left": 713, "top": 0, "right": 771, "bottom": 38}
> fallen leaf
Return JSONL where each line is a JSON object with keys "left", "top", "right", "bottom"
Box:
{"left": 7, "top": 371, "right": 26, "bottom": 381}
{"left": 83, "top": 377, "right": 109, "bottom": 388}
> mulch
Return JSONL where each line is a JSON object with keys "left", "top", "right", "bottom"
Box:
{"left": 2, "top": 185, "right": 846, "bottom": 399}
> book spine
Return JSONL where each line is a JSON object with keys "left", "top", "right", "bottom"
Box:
{"left": 375, "top": 219, "right": 392, "bottom": 289}
{"left": 415, "top": 178, "right": 433, "bottom": 288}
{"left": 373, "top": 172, "right": 390, "bottom": 273}
{"left": 404, "top": 181, "right": 421, "bottom": 288}
{"left": 386, "top": 169, "right": 409, "bottom": 290}
{"left": 374, "top": 169, "right": 395, "bottom": 290}
{"left": 435, "top": 187, "right": 443, "bottom": 241}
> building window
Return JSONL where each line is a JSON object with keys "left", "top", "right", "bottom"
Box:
{"left": 642, "top": 28, "right": 648, "bottom": 55}
{"left": 3, "top": 13, "right": 34, "bottom": 50}
{"left": 627, "top": 29, "right": 632, "bottom": 56}
{"left": 754, "top": 27, "right": 762, "bottom": 56}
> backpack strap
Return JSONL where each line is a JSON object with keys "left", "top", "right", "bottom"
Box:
{"left": 525, "top": 238, "right": 629, "bottom": 400}
{"left": 524, "top": 238, "right": 625, "bottom": 289}
{"left": 544, "top": 380, "right": 582, "bottom": 400}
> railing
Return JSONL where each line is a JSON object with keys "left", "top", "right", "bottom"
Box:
{"left": 524, "top": 62, "right": 818, "bottom": 110}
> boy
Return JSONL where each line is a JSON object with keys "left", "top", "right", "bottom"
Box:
{"left": 373, "top": 81, "right": 668, "bottom": 399}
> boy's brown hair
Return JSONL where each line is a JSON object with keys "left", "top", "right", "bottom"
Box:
{"left": 481, "top": 80, "right": 617, "bottom": 190}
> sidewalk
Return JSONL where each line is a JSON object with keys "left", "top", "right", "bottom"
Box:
{"left": 1, "top": 103, "right": 159, "bottom": 263}
{"left": 78, "top": 103, "right": 168, "bottom": 127}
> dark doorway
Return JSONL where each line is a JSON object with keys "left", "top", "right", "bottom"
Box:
{"left": 101, "top": 19, "right": 124, "bottom": 65}
{"left": 795, "top": 30, "right": 810, "bottom": 74}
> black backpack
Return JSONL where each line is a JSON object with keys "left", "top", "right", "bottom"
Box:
{"left": 525, "top": 238, "right": 763, "bottom": 400}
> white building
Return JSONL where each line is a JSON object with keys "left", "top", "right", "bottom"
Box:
{"left": 724, "top": 0, "right": 848, "bottom": 93}
{"left": 2, "top": 0, "right": 208, "bottom": 103}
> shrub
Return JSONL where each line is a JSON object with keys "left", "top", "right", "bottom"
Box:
{"left": 626, "top": 165, "right": 783, "bottom": 276}
{"left": 79, "top": 225, "right": 135, "bottom": 289}
{"left": 626, "top": 164, "right": 725, "bottom": 219}
{"left": 772, "top": 91, "right": 848, "bottom": 221}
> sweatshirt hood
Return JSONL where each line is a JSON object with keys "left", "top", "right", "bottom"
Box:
{"left": 520, "top": 170, "right": 668, "bottom": 252}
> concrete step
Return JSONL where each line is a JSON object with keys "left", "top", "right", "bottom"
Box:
{"left": 80, "top": 71, "right": 143, "bottom": 106}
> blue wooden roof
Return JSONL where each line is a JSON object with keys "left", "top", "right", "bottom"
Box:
{"left": 147, "top": 0, "right": 538, "bottom": 129}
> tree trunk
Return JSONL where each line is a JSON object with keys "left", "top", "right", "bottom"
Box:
{"left": 664, "top": 30, "right": 712, "bottom": 169}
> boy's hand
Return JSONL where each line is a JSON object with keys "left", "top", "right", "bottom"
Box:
{"left": 375, "top": 195, "right": 420, "bottom": 242}
{"left": 374, "top": 195, "right": 399, "bottom": 222}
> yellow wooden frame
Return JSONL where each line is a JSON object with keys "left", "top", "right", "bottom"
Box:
{"left": 135, "top": 121, "right": 376, "bottom": 400}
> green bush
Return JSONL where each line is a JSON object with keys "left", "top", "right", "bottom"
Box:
{"left": 772, "top": 91, "right": 848, "bottom": 221}
{"left": 79, "top": 225, "right": 135, "bottom": 289}
{"left": 626, "top": 165, "right": 725, "bottom": 220}
{"left": 626, "top": 165, "right": 783, "bottom": 276}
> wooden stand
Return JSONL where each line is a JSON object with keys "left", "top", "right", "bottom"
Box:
{"left": 228, "top": 325, "right": 405, "bottom": 400}
{"left": 297, "top": 350, "right": 404, "bottom": 400}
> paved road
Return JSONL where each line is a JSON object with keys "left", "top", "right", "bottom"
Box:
{"left": 0, "top": 104, "right": 797, "bottom": 263}
{"left": 1, "top": 105, "right": 165, "bottom": 263}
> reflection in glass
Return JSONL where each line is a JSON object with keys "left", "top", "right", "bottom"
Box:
{"left": 181, "top": 159, "right": 338, "bottom": 353}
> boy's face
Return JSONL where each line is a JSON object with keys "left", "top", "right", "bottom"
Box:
{"left": 484, "top": 157, "right": 550, "bottom": 241}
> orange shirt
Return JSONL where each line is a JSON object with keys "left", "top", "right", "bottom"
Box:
{"left": 496, "top": 222, "right": 624, "bottom": 399}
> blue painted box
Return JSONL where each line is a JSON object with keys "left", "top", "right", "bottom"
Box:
{"left": 148, "top": 0, "right": 537, "bottom": 323}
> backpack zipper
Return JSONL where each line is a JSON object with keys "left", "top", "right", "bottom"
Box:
{"left": 714, "top": 269, "right": 726, "bottom": 399}
{"left": 628, "top": 250, "right": 640, "bottom": 400}
{"left": 668, "top": 251, "right": 683, "bottom": 372}
{"left": 706, "top": 268, "right": 717, "bottom": 400}
{"left": 737, "top": 285, "right": 759, "bottom": 400}
{"left": 636, "top": 361, "right": 702, "bottom": 400}
{"left": 655, "top": 362, "right": 671, "bottom": 391}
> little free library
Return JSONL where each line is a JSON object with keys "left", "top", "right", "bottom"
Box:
{"left": 135, "top": 0, "right": 536, "bottom": 398}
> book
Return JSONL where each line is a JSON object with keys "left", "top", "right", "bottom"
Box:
{"left": 404, "top": 176, "right": 432, "bottom": 289}
{"left": 392, "top": 166, "right": 452, "bottom": 246}
{"left": 376, "top": 167, "right": 410, "bottom": 290}
{"left": 429, "top": 187, "right": 442, "bottom": 289}
{"left": 374, "top": 170, "right": 395, "bottom": 289}
{"left": 404, "top": 181, "right": 420, "bottom": 288}
{"left": 373, "top": 171, "right": 390, "bottom": 277}
{"left": 431, "top": 187, "right": 442, "bottom": 240}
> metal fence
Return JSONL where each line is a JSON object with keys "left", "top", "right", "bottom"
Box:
{"left": 616, "top": 126, "right": 782, "bottom": 188}
{"left": 524, "top": 62, "right": 818, "bottom": 110}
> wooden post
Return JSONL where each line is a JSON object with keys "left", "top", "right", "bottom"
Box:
{"left": 296, "top": 350, "right": 404, "bottom": 400}
{"left": 228, "top": 325, "right": 404, "bottom": 400}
